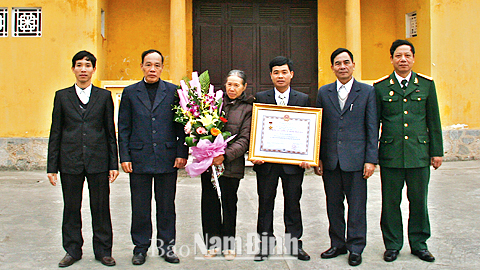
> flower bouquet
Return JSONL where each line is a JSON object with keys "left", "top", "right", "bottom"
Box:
{"left": 174, "top": 71, "right": 235, "bottom": 199}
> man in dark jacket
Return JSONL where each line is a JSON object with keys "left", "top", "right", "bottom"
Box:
{"left": 118, "top": 49, "right": 188, "bottom": 265}
{"left": 47, "top": 51, "right": 119, "bottom": 267}
{"left": 315, "top": 48, "right": 377, "bottom": 266}
{"left": 252, "top": 56, "right": 311, "bottom": 261}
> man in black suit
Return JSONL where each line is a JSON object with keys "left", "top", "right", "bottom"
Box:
{"left": 118, "top": 49, "right": 188, "bottom": 265}
{"left": 314, "top": 48, "right": 377, "bottom": 266}
{"left": 47, "top": 51, "right": 119, "bottom": 267}
{"left": 252, "top": 56, "right": 311, "bottom": 261}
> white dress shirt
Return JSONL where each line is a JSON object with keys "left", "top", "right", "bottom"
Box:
{"left": 336, "top": 78, "right": 354, "bottom": 109}
{"left": 275, "top": 87, "right": 291, "bottom": 105}
{"left": 75, "top": 84, "right": 92, "bottom": 104}
{"left": 394, "top": 71, "right": 412, "bottom": 88}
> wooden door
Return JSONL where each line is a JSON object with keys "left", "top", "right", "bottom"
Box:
{"left": 193, "top": 0, "right": 318, "bottom": 104}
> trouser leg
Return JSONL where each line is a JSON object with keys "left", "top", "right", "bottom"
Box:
{"left": 256, "top": 166, "right": 281, "bottom": 254}
{"left": 405, "top": 167, "right": 431, "bottom": 251}
{"left": 380, "top": 167, "right": 406, "bottom": 250}
{"left": 154, "top": 172, "right": 178, "bottom": 253}
{"left": 281, "top": 171, "right": 304, "bottom": 251}
{"left": 201, "top": 170, "right": 222, "bottom": 249}
{"left": 130, "top": 173, "right": 153, "bottom": 254}
{"left": 323, "top": 167, "right": 347, "bottom": 249}
{"left": 344, "top": 170, "right": 367, "bottom": 254}
{"left": 60, "top": 172, "right": 85, "bottom": 260}
{"left": 219, "top": 176, "right": 240, "bottom": 250}
{"left": 86, "top": 171, "right": 113, "bottom": 258}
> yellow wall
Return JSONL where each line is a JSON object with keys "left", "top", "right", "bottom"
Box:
{"left": 2, "top": 0, "right": 479, "bottom": 138}
{"left": 317, "top": 0, "right": 346, "bottom": 87}
{"left": 186, "top": 0, "right": 193, "bottom": 77}
{"left": 360, "top": 0, "right": 431, "bottom": 79}
{"left": 96, "top": 0, "right": 108, "bottom": 84}
{"left": 105, "top": 0, "right": 171, "bottom": 81}
{"left": 394, "top": 0, "right": 431, "bottom": 75}
{"left": 0, "top": 0, "right": 99, "bottom": 137}
{"left": 431, "top": 0, "right": 480, "bottom": 128}
{"left": 360, "top": 0, "right": 397, "bottom": 80}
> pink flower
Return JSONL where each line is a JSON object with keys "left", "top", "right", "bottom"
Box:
{"left": 184, "top": 121, "right": 192, "bottom": 134}
{"left": 196, "top": 127, "right": 207, "bottom": 135}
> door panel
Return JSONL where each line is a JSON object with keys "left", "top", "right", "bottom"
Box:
{"left": 198, "top": 24, "right": 223, "bottom": 85}
{"left": 194, "top": 0, "right": 317, "bottom": 105}
{"left": 259, "top": 25, "right": 282, "bottom": 87}
{"left": 230, "top": 25, "right": 256, "bottom": 95}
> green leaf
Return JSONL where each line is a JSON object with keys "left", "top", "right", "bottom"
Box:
{"left": 198, "top": 70, "right": 210, "bottom": 92}
{"left": 185, "top": 137, "right": 197, "bottom": 147}
{"left": 222, "top": 131, "right": 232, "bottom": 140}
{"left": 199, "top": 135, "right": 214, "bottom": 142}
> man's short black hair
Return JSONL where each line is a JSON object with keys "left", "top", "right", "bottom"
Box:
{"left": 390, "top": 39, "right": 415, "bottom": 56}
{"left": 72, "top": 50, "right": 96, "bottom": 68}
{"left": 142, "top": 49, "right": 164, "bottom": 64}
{"left": 330, "top": 48, "right": 354, "bottom": 65}
{"left": 269, "top": 56, "right": 294, "bottom": 72}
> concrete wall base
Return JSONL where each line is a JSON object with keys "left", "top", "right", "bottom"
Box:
{"left": 0, "top": 138, "right": 48, "bottom": 171}
{"left": 0, "top": 129, "right": 478, "bottom": 170}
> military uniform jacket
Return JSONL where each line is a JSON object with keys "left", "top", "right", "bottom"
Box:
{"left": 374, "top": 72, "right": 443, "bottom": 168}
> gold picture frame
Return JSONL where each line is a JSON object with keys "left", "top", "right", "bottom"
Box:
{"left": 248, "top": 103, "right": 322, "bottom": 166}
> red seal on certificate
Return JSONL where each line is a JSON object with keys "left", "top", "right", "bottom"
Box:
{"left": 283, "top": 115, "right": 290, "bottom": 121}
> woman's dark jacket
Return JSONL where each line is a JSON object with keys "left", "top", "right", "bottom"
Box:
{"left": 221, "top": 92, "right": 254, "bottom": 179}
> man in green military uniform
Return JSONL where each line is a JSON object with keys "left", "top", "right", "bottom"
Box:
{"left": 374, "top": 39, "right": 443, "bottom": 263}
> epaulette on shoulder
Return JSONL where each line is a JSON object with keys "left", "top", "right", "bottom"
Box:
{"left": 417, "top": 73, "right": 433, "bottom": 81}
{"left": 374, "top": 75, "right": 389, "bottom": 84}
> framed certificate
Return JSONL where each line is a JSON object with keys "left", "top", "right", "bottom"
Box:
{"left": 248, "top": 103, "right": 322, "bottom": 166}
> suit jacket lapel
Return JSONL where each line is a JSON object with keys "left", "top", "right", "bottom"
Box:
{"left": 136, "top": 81, "right": 152, "bottom": 110}
{"left": 341, "top": 80, "right": 361, "bottom": 115}
{"left": 389, "top": 72, "right": 404, "bottom": 96}
{"left": 266, "top": 89, "right": 276, "bottom": 104}
{"left": 66, "top": 86, "right": 83, "bottom": 117}
{"left": 287, "top": 89, "right": 297, "bottom": 105}
{"left": 327, "top": 82, "right": 342, "bottom": 114}
{"left": 152, "top": 80, "right": 167, "bottom": 111}
{"left": 83, "top": 86, "right": 99, "bottom": 118}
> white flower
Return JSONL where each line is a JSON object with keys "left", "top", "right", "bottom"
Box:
{"left": 199, "top": 114, "right": 215, "bottom": 126}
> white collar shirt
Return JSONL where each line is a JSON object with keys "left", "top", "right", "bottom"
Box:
{"left": 75, "top": 84, "right": 92, "bottom": 104}
{"left": 336, "top": 77, "right": 354, "bottom": 94}
{"left": 274, "top": 87, "right": 291, "bottom": 105}
{"left": 394, "top": 71, "right": 412, "bottom": 88}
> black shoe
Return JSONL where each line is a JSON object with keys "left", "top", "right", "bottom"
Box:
{"left": 295, "top": 248, "right": 311, "bottom": 261}
{"left": 254, "top": 252, "right": 269, "bottom": 261}
{"left": 384, "top": 249, "right": 399, "bottom": 262}
{"left": 58, "top": 253, "right": 79, "bottom": 267}
{"left": 348, "top": 252, "right": 362, "bottom": 266}
{"left": 321, "top": 246, "right": 348, "bottom": 259}
{"left": 412, "top": 249, "right": 435, "bottom": 262}
{"left": 96, "top": 256, "right": 116, "bottom": 266}
{"left": 132, "top": 253, "right": 146, "bottom": 265}
{"left": 162, "top": 250, "right": 180, "bottom": 264}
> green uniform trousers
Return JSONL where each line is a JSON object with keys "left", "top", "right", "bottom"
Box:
{"left": 380, "top": 166, "right": 431, "bottom": 251}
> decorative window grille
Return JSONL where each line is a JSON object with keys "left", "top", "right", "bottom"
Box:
{"left": 0, "top": 8, "right": 7, "bottom": 37}
{"left": 406, "top": 11, "right": 417, "bottom": 38}
{"left": 12, "top": 7, "right": 42, "bottom": 37}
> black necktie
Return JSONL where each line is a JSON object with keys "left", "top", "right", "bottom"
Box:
{"left": 401, "top": 79, "right": 408, "bottom": 90}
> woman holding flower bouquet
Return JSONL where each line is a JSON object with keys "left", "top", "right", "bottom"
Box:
{"left": 201, "top": 70, "right": 254, "bottom": 260}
